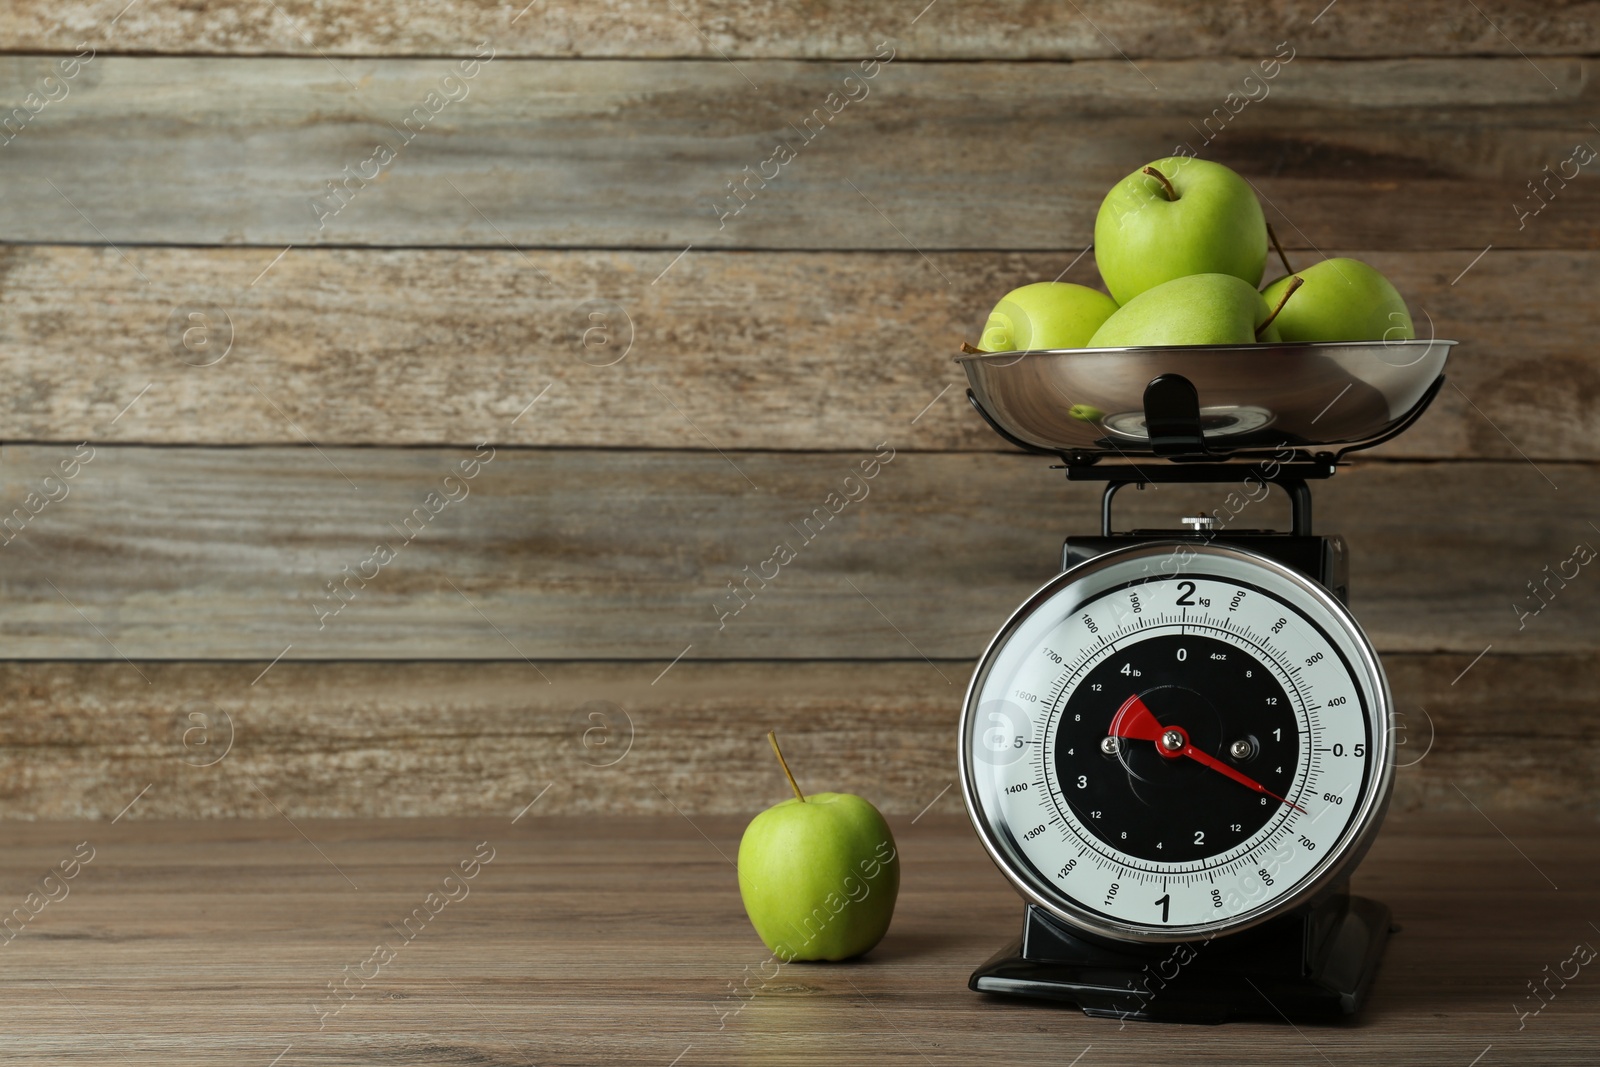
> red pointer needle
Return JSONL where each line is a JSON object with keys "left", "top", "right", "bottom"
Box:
{"left": 1110, "top": 694, "right": 1308, "bottom": 814}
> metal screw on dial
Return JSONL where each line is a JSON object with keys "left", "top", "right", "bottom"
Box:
{"left": 1160, "top": 729, "right": 1185, "bottom": 753}
{"left": 1230, "top": 738, "right": 1254, "bottom": 760}
{"left": 1100, "top": 736, "right": 1120, "bottom": 755}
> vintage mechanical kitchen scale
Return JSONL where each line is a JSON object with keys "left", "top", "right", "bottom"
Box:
{"left": 955, "top": 337, "right": 1454, "bottom": 1023}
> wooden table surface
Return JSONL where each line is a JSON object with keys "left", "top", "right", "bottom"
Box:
{"left": 1, "top": 811, "right": 1594, "bottom": 1065}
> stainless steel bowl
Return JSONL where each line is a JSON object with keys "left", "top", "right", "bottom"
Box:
{"left": 956, "top": 338, "right": 1454, "bottom": 456}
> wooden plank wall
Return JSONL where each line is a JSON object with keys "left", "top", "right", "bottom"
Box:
{"left": 0, "top": 2, "right": 1593, "bottom": 817}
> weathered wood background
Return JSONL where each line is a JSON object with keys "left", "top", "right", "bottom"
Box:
{"left": 0, "top": 2, "right": 1591, "bottom": 817}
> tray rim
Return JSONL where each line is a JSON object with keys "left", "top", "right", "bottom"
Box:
{"left": 953, "top": 337, "right": 1458, "bottom": 364}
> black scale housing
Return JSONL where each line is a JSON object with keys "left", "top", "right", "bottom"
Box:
{"left": 963, "top": 373, "right": 1428, "bottom": 1023}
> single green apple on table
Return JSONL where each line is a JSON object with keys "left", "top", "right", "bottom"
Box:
{"left": 1094, "top": 156, "right": 1269, "bottom": 305}
{"left": 977, "top": 281, "right": 1119, "bottom": 352}
{"left": 1088, "top": 273, "right": 1300, "bottom": 348}
{"left": 737, "top": 733, "right": 900, "bottom": 962}
{"left": 1260, "top": 257, "right": 1415, "bottom": 342}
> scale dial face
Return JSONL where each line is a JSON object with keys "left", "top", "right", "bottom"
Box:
{"left": 960, "top": 542, "right": 1393, "bottom": 943}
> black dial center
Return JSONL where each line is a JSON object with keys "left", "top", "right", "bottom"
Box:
{"left": 1054, "top": 633, "right": 1300, "bottom": 863}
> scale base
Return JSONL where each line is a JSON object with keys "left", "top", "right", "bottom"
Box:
{"left": 970, "top": 895, "right": 1392, "bottom": 1024}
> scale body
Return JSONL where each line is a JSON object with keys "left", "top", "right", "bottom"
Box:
{"left": 954, "top": 339, "right": 1455, "bottom": 1024}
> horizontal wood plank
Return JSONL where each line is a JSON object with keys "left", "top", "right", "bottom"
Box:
{"left": 0, "top": 56, "right": 1593, "bottom": 248}
{"left": 0, "top": 446, "right": 1582, "bottom": 658}
{"left": 10, "top": 1, "right": 1600, "bottom": 59}
{"left": 0, "top": 654, "right": 1590, "bottom": 820}
{"left": 0, "top": 813, "right": 1594, "bottom": 1063}
{"left": 1, "top": 246, "right": 1591, "bottom": 460}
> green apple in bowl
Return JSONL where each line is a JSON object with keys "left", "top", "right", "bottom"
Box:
{"left": 1260, "top": 258, "right": 1415, "bottom": 342}
{"left": 1094, "top": 156, "right": 1269, "bottom": 304}
{"left": 1087, "top": 273, "right": 1300, "bottom": 347}
{"left": 978, "top": 281, "right": 1118, "bottom": 352}
{"left": 737, "top": 733, "right": 900, "bottom": 962}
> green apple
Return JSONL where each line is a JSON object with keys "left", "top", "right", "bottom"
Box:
{"left": 737, "top": 733, "right": 900, "bottom": 962}
{"left": 1088, "top": 273, "right": 1292, "bottom": 347}
{"left": 1260, "top": 258, "right": 1414, "bottom": 342}
{"left": 1094, "top": 156, "right": 1269, "bottom": 304}
{"left": 978, "top": 281, "right": 1118, "bottom": 351}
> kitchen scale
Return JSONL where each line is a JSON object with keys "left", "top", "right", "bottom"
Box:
{"left": 954, "top": 337, "right": 1455, "bottom": 1024}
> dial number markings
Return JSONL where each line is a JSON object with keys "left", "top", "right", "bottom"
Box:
{"left": 964, "top": 558, "right": 1383, "bottom": 938}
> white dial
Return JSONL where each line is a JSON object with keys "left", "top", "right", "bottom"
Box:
{"left": 961, "top": 542, "right": 1392, "bottom": 942}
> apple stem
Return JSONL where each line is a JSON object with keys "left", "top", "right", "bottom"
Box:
{"left": 767, "top": 731, "right": 806, "bottom": 802}
{"left": 1257, "top": 275, "right": 1304, "bottom": 338}
{"left": 960, "top": 341, "right": 989, "bottom": 355}
{"left": 1267, "top": 222, "right": 1294, "bottom": 276}
{"left": 1141, "top": 165, "right": 1178, "bottom": 201}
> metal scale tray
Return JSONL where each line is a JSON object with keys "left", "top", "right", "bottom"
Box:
{"left": 956, "top": 338, "right": 1454, "bottom": 462}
